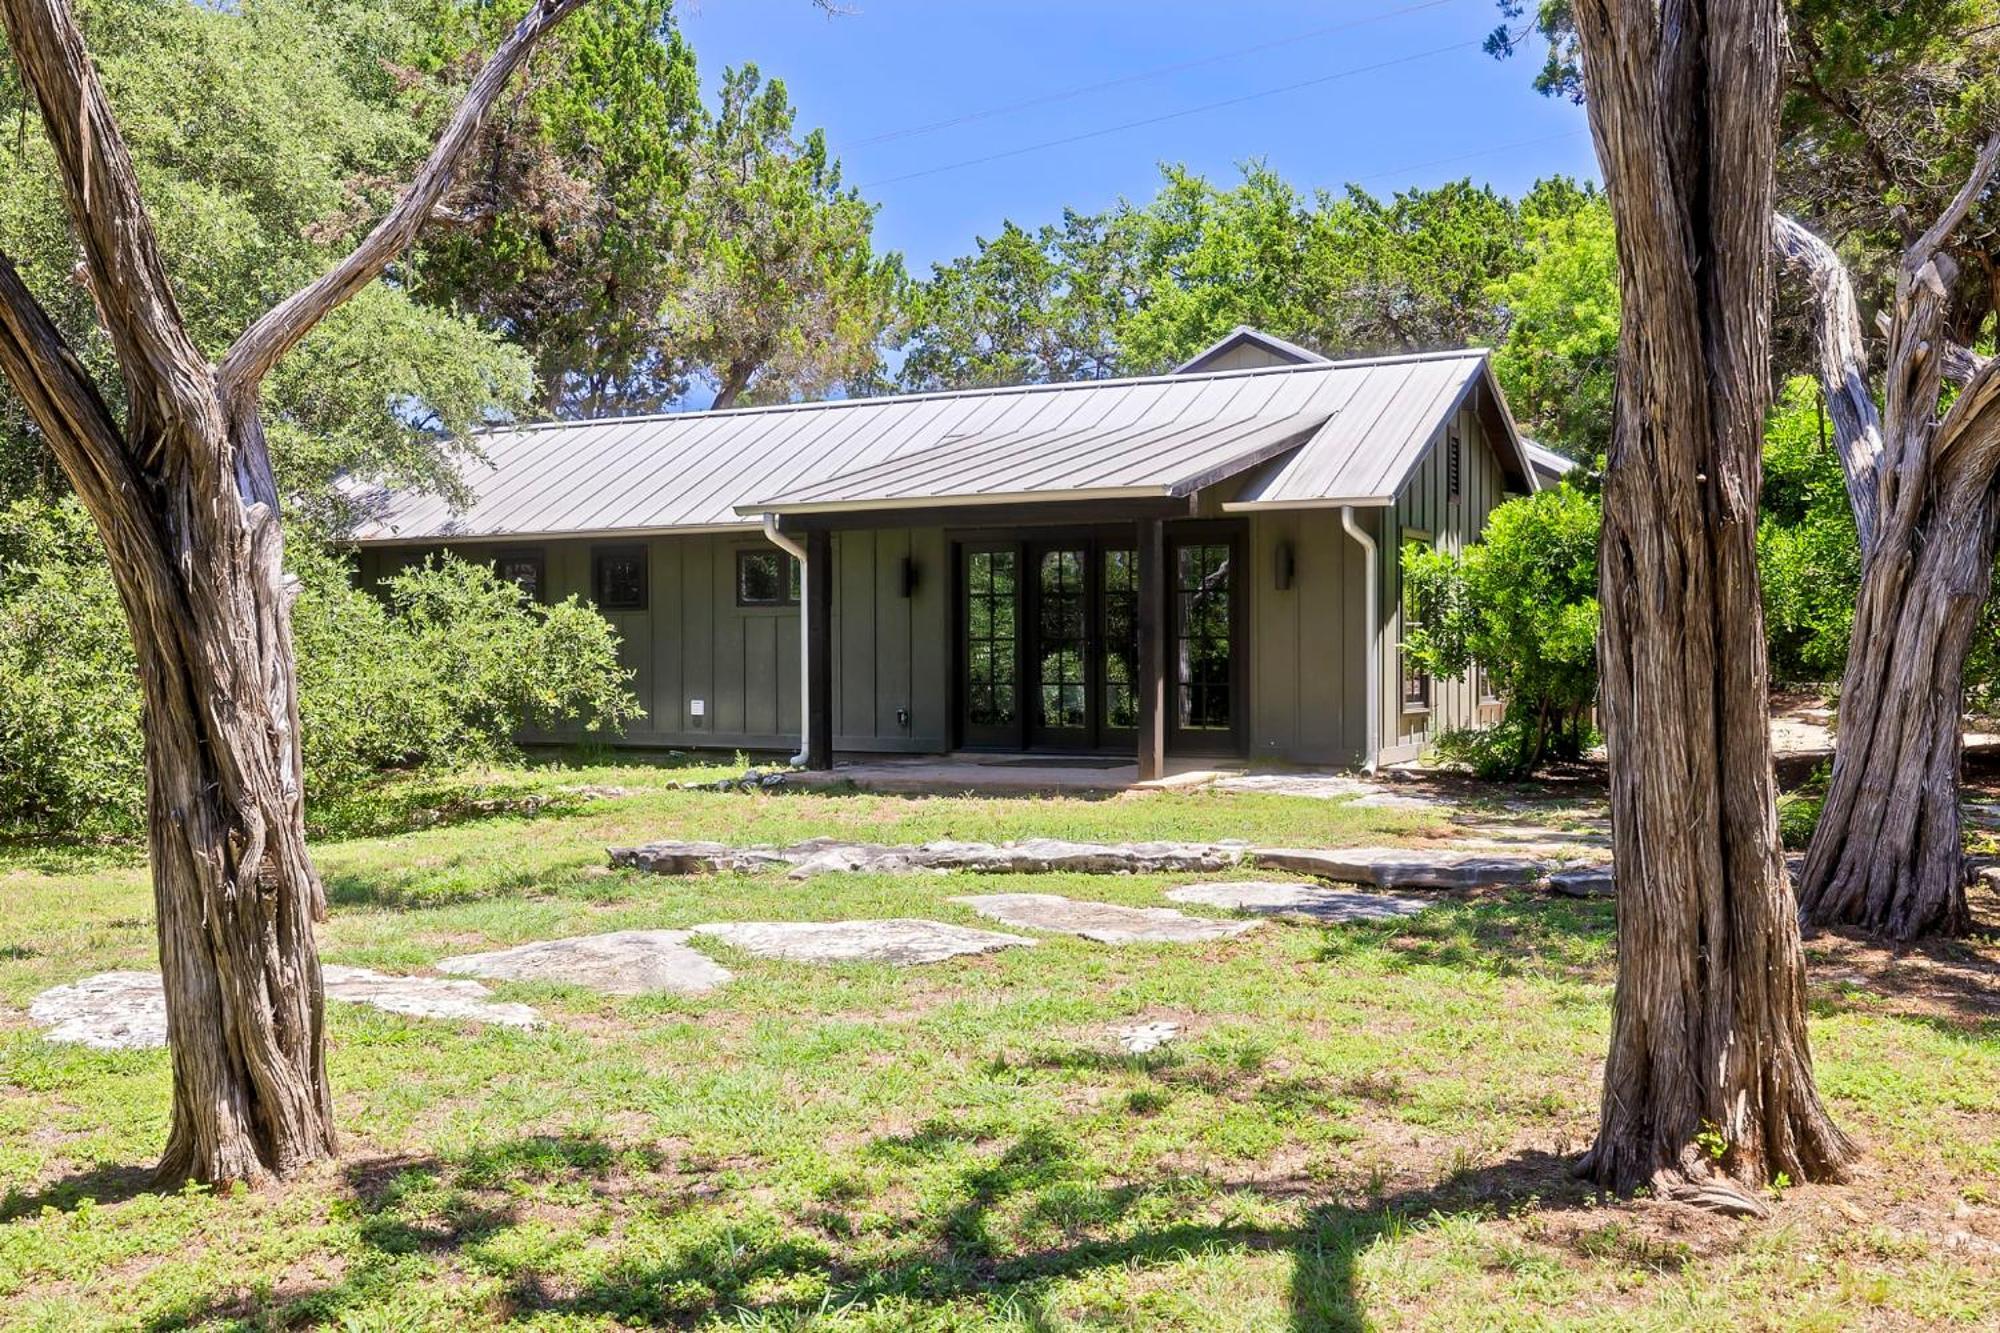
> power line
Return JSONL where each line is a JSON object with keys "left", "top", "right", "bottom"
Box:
{"left": 846, "top": 0, "right": 1468, "bottom": 149}
{"left": 862, "top": 39, "right": 1480, "bottom": 189}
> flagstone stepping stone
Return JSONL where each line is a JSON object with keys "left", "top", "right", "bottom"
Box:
{"left": 1116, "top": 1020, "right": 1181, "bottom": 1053}
{"left": 1212, "top": 773, "right": 1453, "bottom": 809}
{"left": 1164, "top": 881, "right": 1432, "bottom": 923}
{"left": 1544, "top": 866, "right": 1617, "bottom": 898}
{"left": 950, "top": 893, "right": 1262, "bottom": 944}
{"left": 1251, "top": 846, "right": 1545, "bottom": 889}
{"left": 689, "top": 919, "right": 1034, "bottom": 966}
{"left": 30, "top": 966, "right": 540, "bottom": 1051}
{"left": 437, "top": 930, "right": 733, "bottom": 996}
{"left": 611, "top": 837, "right": 1250, "bottom": 879}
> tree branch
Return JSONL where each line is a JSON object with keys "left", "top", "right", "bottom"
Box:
{"left": 0, "top": 251, "right": 134, "bottom": 509}
{"left": 0, "top": 0, "right": 212, "bottom": 445}
{"left": 1906, "top": 127, "right": 2000, "bottom": 281}
{"left": 1772, "top": 213, "right": 1885, "bottom": 557}
{"left": 217, "top": 0, "right": 587, "bottom": 411}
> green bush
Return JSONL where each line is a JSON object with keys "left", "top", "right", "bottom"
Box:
{"left": 1402, "top": 485, "right": 1600, "bottom": 777}
{"left": 0, "top": 505, "right": 636, "bottom": 837}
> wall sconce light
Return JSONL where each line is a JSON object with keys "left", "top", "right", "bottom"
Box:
{"left": 1274, "top": 541, "right": 1296, "bottom": 591}
{"left": 899, "top": 556, "right": 919, "bottom": 598}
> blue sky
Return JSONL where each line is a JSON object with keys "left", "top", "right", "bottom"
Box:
{"left": 675, "top": 0, "right": 1599, "bottom": 274}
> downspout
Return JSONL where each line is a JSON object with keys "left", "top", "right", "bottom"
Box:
{"left": 1340, "top": 506, "right": 1381, "bottom": 774}
{"left": 762, "top": 513, "right": 811, "bottom": 767}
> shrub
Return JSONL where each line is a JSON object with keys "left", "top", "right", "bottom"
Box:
{"left": 0, "top": 507, "right": 636, "bottom": 837}
{"left": 1402, "top": 485, "right": 1600, "bottom": 777}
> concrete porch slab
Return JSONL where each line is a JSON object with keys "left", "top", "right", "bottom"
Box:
{"left": 783, "top": 753, "right": 1245, "bottom": 795}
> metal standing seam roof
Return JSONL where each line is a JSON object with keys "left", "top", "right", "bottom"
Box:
{"left": 346, "top": 347, "right": 1525, "bottom": 543}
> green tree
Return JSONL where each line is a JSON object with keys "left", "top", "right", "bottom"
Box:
{"left": 666, "top": 64, "right": 906, "bottom": 408}
{"left": 0, "top": 0, "right": 535, "bottom": 533}
{"left": 1487, "top": 190, "right": 1617, "bottom": 462}
{"left": 1757, "top": 377, "right": 1861, "bottom": 682}
{"left": 410, "top": 0, "right": 704, "bottom": 418}
{"left": 1401, "top": 486, "right": 1601, "bottom": 777}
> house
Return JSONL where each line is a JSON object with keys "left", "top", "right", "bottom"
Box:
{"left": 348, "top": 327, "right": 1538, "bottom": 774}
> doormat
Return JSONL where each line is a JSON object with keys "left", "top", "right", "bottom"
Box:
{"left": 978, "top": 756, "right": 1132, "bottom": 770}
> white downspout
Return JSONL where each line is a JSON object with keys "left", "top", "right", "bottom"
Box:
{"left": 762, "top": 513, "right": 811, "bottom": 767}
{"left": 1340, "top": 506, "right": 1381, "bottom": 774}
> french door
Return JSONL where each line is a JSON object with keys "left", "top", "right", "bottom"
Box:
{"left": 956, "top": 536, "right": 1140, "bottom": 752}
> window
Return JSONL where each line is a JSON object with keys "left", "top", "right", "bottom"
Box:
{"left": 1478, "top": 660, "right": 1502, "bottom": 706}
{"left": 1174, "top": 542, "right": 1234, "bottom": 731}
{"left": 495, "top": 549, "right": 544, "bottom": 602}
{"left": 965, "top": 549, "right": 1018, "bottom": 727}
{"left": 1401, "top": 533, "right": 1431, "bottom": 712}
{"left": 736, "top": 549, "right": 800, "bottom": 606}
{"left": 1447, "top": 424, "right": 1463, "bottom": 501}
{"left": 1100, "top": 548, "right": 1139, "bottom": 731}
{"left": 592, "top": 546, "right": 647, "bottom": 610}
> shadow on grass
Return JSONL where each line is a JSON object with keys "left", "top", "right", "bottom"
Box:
{"left": 1315, "top": 893, "right": 1616, "bottom": 984}
{"left": 0, "top": 1161, "right": 158, "bottom": 1222}
{"left": 115, "top": 1125, "right": 1580, "bottom": 1331}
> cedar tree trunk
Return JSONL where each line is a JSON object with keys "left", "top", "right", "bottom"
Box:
{"left": 1773, "top": 135, "right": 2000, "bottom": 942}
{"left": 0, "top": 0, "right": 586, "bottom": 1185}
{"left": 1570, "top": 0, "right": 1856, "bottom": 1209}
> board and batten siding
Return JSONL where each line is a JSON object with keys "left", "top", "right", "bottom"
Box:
{"left": 1245, "top": 507, "right": 1377, "bottom": 766}
{"left": 1381, "top": 396, "right": 1512, "bottom": 762}
{"left": 354, "top": 528, "right": 948, "bottom": 755}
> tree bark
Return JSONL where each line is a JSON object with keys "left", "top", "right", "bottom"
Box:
{"left": 1773, "top": 134, "right": 2000, "bottom": 942}
{"left": 0, "top": 0, "right": 585, "bottom": 1185}
{"left": 1570, "top": 0, "right": 1856, "bottom": 1209}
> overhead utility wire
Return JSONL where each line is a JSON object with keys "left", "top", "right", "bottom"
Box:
{"left": 862, "top": 39, "right": 1481, "bottom": 189}
{"left": 846, "top": 0, "right": 1466, "bottom": 148}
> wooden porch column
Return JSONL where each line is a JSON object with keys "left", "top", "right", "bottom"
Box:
{"left": 805, "top": 528, "right": 834, "bottom": 770}
{"left": 1136, "top": 517, "right": 1167, "bottom": 781}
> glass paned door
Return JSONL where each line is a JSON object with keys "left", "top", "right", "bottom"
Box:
{"left": 1099, "top": 547, "right": 1139, "bottom": 739}
{"left": 1029, "top": 544, "right": 1090, "bottom": 746}
{"left": 1171, "top": 538, "right": 1242, "bottom": 753}
{"left": 961, "top": 547, "right": 1019, "bottom": 746}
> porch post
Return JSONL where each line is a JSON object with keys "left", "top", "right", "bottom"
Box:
{"left": 805, "top": 527, "right": 834, "bottom": 770}
{"left": 1136, "top": 517, "right": 1167, "bottom": 781}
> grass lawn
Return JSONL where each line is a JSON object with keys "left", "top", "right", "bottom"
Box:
{"left": 0, "top": 759, "right": 1996, "bottom": 1330}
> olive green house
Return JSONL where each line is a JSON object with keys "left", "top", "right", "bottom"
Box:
{"left": 349, "top": 328, "right": 1538, "bottom": 774}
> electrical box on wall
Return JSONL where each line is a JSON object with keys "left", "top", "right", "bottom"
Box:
{"left": 689, "top": 699, "right": 706, "bottom": 718}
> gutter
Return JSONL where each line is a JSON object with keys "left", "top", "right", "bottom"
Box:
{"left": 761, "top": 514, "right": 812, "bottom": 767}
{"left": 1340, "top": 505, "right": 1381, "bottom": 774}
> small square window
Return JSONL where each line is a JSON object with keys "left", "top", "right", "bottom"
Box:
{"left": 736, "top": 549, "right": 800, "bottom": 606}
{"left": 593, "top": 546, "right": 647, "bottom": 610}
{"left": 495, "top": 549, "right": 545, "bottom": 602}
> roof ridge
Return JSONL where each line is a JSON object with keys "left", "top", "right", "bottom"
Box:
{"left": 489, "top": 347, "right": 1491, "bottom": 438}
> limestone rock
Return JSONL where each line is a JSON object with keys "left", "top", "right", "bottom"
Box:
{"left": 1164, "top": 881, "right": 1431, "bottom": 923}
{"left": 951, "top": 893, "right": 1261, "bottom": 944}
{"left": 1116, "top": 1020, "right": 1181, "bottom": 1053}
{"left": 690, "top": 918, "right": 1034, "bottom": 965}
{"left": 437, "top": 930, "right": 733, "bottom": 996}
{"left": 610, "top": 836, "right": 1249, "bottom": 880}
{"left": 1252, "top": 845, "right": 1544, "bottom": 889}
{"left": 30, "top": 966, "right": 540, "bottom": 1050}
{"left": 1543, "top": 866, "right": 1617, "bottom": 898}
{"left": 608, "top": 840, "right": 795, "bottom": 875}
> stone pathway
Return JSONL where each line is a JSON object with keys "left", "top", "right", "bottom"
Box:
{"left": 1210, "top": 773, "right": 1452, "bottom": 809}
{"left": 612, "top": 837, "right": 1248, "bottom": 880}
{"left": 951, "top": 893, "right": 1261, "bottom": 944}
{"left": 689, "top": 919, "right": 1034, "bottom": 965}
{"left": 1251, "top": 846, "right": 1546, "bottom": 889}
{"left": 1164, "top": 881, "right": 1431, "bottom": 923}
{"left": 30, "top": 966, "right": 540, "bottom": 1051}
{"left": 438, "top": 930, "right": 733, "bottom": 996}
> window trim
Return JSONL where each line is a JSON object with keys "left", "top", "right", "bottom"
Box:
{"left": 592, "top": 544, "right": 649, "bottom": 611}
{"left": 494, "top": 547, "right": 546, "bottom": 604}
{"left": 734, "top": 547, "right": 801, "bottom": 608}
{"left": 1399, "top": 529, "right": 1433, "bottom": 715}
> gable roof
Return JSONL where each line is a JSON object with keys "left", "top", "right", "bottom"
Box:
{"left": 347, "top": 343, "right": 1533, "bottom": 545}
{"left": 1173, "top": 325, "right": 1331, "bottom": 373}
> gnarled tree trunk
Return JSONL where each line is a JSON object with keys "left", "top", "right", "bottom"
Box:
{"left": 1774, "top": 135, "right": 2000, "bottom": 942}
{"left": 0, "top": 0, "right": 586, "bottom": 1185}
{"left": 1571, "top": 0, "right": 1856, "bottom": 1209}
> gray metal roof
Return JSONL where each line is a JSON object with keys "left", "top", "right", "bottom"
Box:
{"left": 1523, "top": 438, "right": 1577, "bottom": 483}
{"left": 1220, "top": 353, "right": 1505, "bottom": 511}
{"left": 1173, "top": 325, "right": 1330, "bottom": 373}
{"left": 347, "top": 346, "right": 1526, "bottom": 544}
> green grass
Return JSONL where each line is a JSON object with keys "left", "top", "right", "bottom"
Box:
{"left": 0, "top": 760, "right": 1995, "bottom": 1330}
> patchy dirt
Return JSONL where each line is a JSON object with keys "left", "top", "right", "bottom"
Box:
{"left": 1804, "top": 878, "right": 2000, "bottom": 1028}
